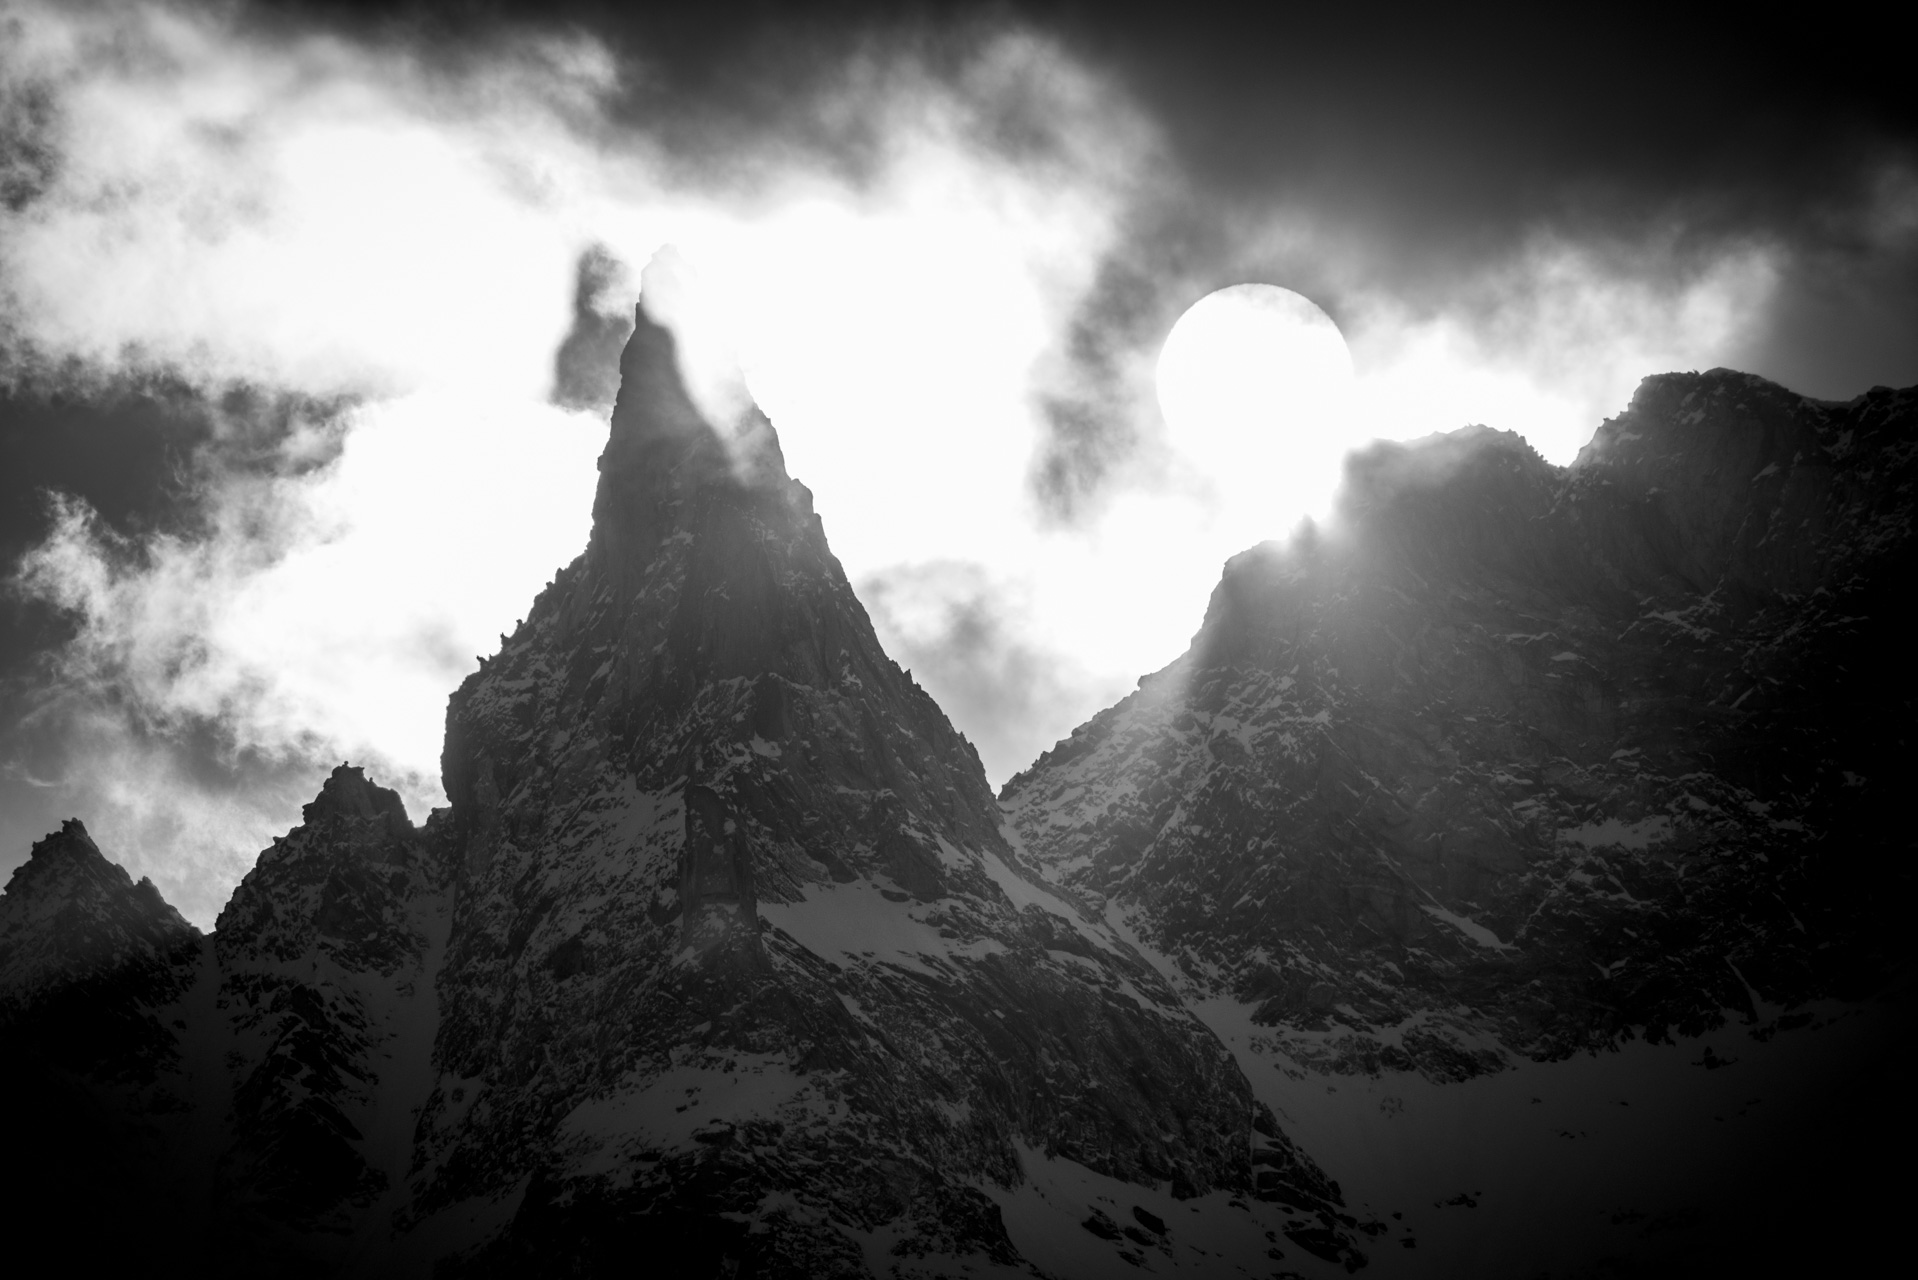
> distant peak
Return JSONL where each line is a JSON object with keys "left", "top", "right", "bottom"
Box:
{"left": 2, "top": 818, "right": 197, "bottom": 995}
{"left": 301, "top": 764, "right": 411, "bottom": 828}
{"left": 1336, "top": 422, "right": 1554, "bottom": 524}
{"left": 1574, "top": 366, "right": 1824, "bottom": 474}
{"left": 24, "top": 817, "right": 102, "bottom": 867}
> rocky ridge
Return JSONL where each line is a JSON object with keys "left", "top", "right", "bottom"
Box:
{"left": 1001, "top": 370, "right": 1915, "bottom": 1080}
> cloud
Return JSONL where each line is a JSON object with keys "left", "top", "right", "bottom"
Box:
{"left": 1336, "top": 232, "right": 1784, "bottom": 463}
{"left": 1727, "top": 157, "right": 1918, "bottom": 398}
{"left": 0, "top": 4, "right": 615, "bottom": 398}
{"left": 0, "top": 2, "right": 1155, "bottom": 920}
{"left": 1026, "top": 201, "right": 1789, "bottom": 531}
{"left": 12, "top": 389, "right": 604, "bottom": 867}
{"left": 1, "top": 685, "right": 336, "bottom": 927}
{"left": 549, "top": 244, "right": 636, "bottom": 412}
{"left": 859, "top": 561, "right": 1126, "bottom": 788}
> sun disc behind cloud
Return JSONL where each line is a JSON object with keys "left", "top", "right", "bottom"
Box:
{"left": 1156, "top": 283, "right": 1357, "bottom": 537}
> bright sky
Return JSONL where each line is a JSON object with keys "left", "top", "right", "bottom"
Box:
{"left": 0, "top": 2, "right": 1785, "bottom": 924}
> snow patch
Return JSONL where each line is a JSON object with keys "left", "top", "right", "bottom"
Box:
{"left": 760, "top": 881, "right": 1005, "bottom": 977}
{"left": 1419, "top": 904, "right": 1513, "bottom": 951}
{"left": 1560, "top": 816, "right": 1673, "bottom": 851}
{"left": 560, "top": 1055, "right": 807, "bottom": 1161}
{"left": 986, "top": 1138, "right": 1306, "bottom": 1277}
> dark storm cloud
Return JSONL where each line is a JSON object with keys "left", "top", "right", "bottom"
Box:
{"left": 549, "top": 244, "right": 636, "bottom": 412}
{"left": 1018, "top": 4, "right": 1918, "bottom": 510}
{"left": 243, "top": 0, "right": 1074, "bottom": 189}
{"left": 0, "top": 66, "right": 59, "bottom": 213}
{"left": 0, "top": 359, "right": 353, "bottom": 919}
{"left": 239, "top": 2, "right": 1918, "bottom": 511}
{"left": 244, "top": 1, "right": 1917, "bottom": 298}
{"left": 0, "top": 366, "right": 350, "bottom": 631}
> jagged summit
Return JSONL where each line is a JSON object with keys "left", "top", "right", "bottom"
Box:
{"left": 301, "top": 762, "right": 413, "bottom": 826}
{"left": 0, "top": 817, "right": 196, "bottom": 1005}
{"left": 587, "top": 250, "right": 797, "bottom": 574}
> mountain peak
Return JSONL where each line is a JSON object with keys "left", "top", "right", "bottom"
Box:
{"left": 586, "top": 249, "right": 805, "bottom": 589}
{"left": 1573, "top": 367, "right": 1811, "bottom": 474}
{"left": 301, "top": 762, "right": 412, "bottom": 827}
{"left": 0, "top": 819, "right": 195, "bottom": 1007}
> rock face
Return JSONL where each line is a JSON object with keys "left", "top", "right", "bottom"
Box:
{"left": 1001, "top": 371, "right": 1915, "bottom": 1078}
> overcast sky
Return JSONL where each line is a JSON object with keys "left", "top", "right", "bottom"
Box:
{"left": 4, "top": 0, "right": 1914, "bottom": 925}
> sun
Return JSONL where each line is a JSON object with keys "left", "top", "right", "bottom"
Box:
{"left": 1156, "top": 283, "right": 1358, "bottom": 537}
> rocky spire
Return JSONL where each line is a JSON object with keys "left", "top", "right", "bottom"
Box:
{"left": 426, "top": 249, "right": 1362, "bottom": 1272}
{"left": 300, "top": 761, "right": 413, "bottom": 827}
